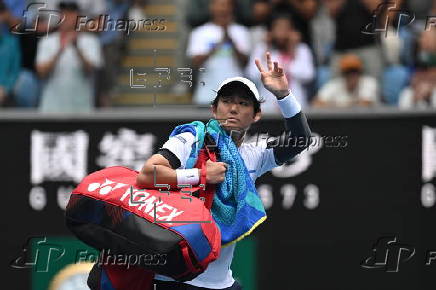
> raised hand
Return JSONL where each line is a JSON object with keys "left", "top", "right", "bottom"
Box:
{"left": 255, "top": 51, "right": 289, "bottom": 99}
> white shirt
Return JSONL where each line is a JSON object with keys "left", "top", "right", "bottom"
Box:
{"left": 245, "top": 43, "right": 315, "bottom": 112}
{"left": 398, "top": 87, "right": 436, "bottom": 109}
{"left": 317, "top": 76, "right": 378, "bottom": 107}
{"left": 36, "top": 32, "right": 103, "bottom": 113}
{"left": 187, "top": 22, "right": 251, "bottom": 105}
{"left": 154, "top": 94, "right": 301, "bottom": 288}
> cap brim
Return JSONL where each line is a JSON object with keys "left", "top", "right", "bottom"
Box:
{"left": 216, "top": 77, "right": 261, "bottom": 102}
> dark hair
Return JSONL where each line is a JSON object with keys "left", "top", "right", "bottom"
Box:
{"left": 58, "top": 1, "right": 80, "bottom": 11}
{"left": 266, "top": 13, "right": 294, "bottom": 31}
{"left": 211, "top": 81, "right": 265, "bottom": 114}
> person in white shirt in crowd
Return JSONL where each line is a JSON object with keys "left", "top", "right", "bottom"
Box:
{"left": 187, "top": 0, "right": 251, "bottom": 105}
{"left": 312, "top": 54, "right": 378, "bottom": 107}
{"left": 398, "top": 70, "right": 436, "bottom": 109}
{"left": 245, "top": 13, "right": 314, "bottom": 112}
{"left": 136, "top": 52, "right": 312, "bottom": 290}
{"left": 398, "top": 30, "right": 436, "bottom": 109}
{"left": 36, "top": 1, "right": 103, "bottom": 113}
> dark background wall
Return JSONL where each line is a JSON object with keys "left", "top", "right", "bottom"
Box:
{"left": 1, "top": 111, "right": 435, "bottom": 290}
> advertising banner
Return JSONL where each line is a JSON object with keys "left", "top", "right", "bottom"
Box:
{"left": 2, "top": 114, "right": 435, "bottom": 289}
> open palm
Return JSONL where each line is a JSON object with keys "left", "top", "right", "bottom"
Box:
{"left": 255, "top": 52, "right": 289, "bottom": 99}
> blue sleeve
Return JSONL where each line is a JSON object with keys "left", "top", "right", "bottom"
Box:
{"left": 4, "top": 36, "right": 21, "bottom": 93}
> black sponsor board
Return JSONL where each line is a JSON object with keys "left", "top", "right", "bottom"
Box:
{"left": 1, "top": 114, "right": 435, "bottom": 289}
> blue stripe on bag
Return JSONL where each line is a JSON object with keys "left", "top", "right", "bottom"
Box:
{"left": 171, "top": 224, "right": 211, "bottom": 261}
{"left": 101, "top": 267, "right": 116, "bottom": 290}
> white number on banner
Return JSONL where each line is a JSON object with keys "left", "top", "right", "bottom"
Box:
{"left": 57, "top": 186, "right": 74, "bottom": 210}
{"left": 29, "top": 187, "right": 47, "bottom": 211}
{"left": 421, "top": 183, "right": 436, "bottom": 208}
{"left": 304, "top": 184, "right": 319, "bottom": 209}
{"left": 281, "top": 184, "right": 297, "bottom": 209}
{"left": 422, "top": 126, "right": 436, "bottom": 182}
{"left": 258, "top": 184, "right": 273, "bottom": 210}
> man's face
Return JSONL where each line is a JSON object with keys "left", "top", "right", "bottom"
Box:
{"left": 344, "top": 71, "right": 361, "bottom": 91}
{"left": 211, "top": 94, "right": 261, "bottom": 134}
{"left": 210, "top": 0, "right": 233, "bottom": 23}
{"left": 270, "top": 18, "right": 292, "bottom": 49}
{"left": 59, "top": 9, "right": 79, "bottom": 31}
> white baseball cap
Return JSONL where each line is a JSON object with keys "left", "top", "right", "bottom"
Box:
{"left": 216, "top": 77, "right": 261, "bottom": 102}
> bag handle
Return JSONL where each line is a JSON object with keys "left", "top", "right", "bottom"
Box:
{"left": 180, "top": 240, "right": 200, "bottom": 274}
{"left": 196, "top": 146, "right": 217, "bottom": 210}
{"left": 199, "top": 145, "right": 216, "bottom": 185}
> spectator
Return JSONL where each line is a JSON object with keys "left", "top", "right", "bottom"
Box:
{"left": 41, "top": 0, "right": 107, "bottom": 18}
{"left": 311, "top": 1, "right": 335, "bottom": 66}
{"left": 96, "top": 0, "right": 131, "bottom": 107}
{"left": 271, "top": 0, "right": 318, "bottom": 47}
{"left": 379, "top": 0, "right": 412, "bottom": 105}
{"left": 187, "top": 0, "right": 250, "bottom": 105}
{"left": 310, "top": 1, "right": 336, "bottom": 91}
{"left": 398, "top": 30, "right": 436, "bottom": 109}
{"left": 327, "top": 0, "right": 383, "bottom": 80}
{"left": 185, "top": 0, "right": 256, "bottom": 28}
{"left": 312, "top": 54, "right": 378, "bottom": 107}
{"left": 2, "top": 0, "right": 45, "bottom": 107}
{"left": 246, "top": 13, "right": 314, "bottom": 111}
{"left": 399, "top": 70, "right": 436, "bottom": 109}
{"left": 248, "top": 0, "right": 272, "bottom": 47}
{"left": 0, "top": 1, "right": 21, "bottom": 106}
{"left": 36, "top": 1, "right": 103, "bottom": 113}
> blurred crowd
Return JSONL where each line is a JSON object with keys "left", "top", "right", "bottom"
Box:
{"left": 0, "top": 0, "right": 435, "bottom": 113}
{"left": 186, "top": 0, "right": 436, "bottom": 112}
{"left": 0, "top": 0, "right": 145, "bottom": 112}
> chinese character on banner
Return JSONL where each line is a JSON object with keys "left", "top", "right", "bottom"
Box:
{"left": 97, "top": 128, "right": 156, "bottom": 171}
{"left": 31, "top": 131, "right": 89, "bottom": 184}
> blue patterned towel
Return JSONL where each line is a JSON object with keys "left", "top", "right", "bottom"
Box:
{"left": 169, "top": 119, "right": 267, "bottom": 246}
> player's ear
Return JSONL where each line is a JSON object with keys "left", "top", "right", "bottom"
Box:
{"left": 253, "top": 111, "right": 261, "bottom": 123}
{"left": 211, "top": 104, "right": 217, "bottom": 119}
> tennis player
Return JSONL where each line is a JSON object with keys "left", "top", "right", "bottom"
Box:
{"left": 136, "top": 52, "right": 312, "bottom": 290}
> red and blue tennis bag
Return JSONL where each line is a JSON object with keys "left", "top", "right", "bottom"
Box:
{"left": 65, "top": 146, "right": 221, "bottom": 286}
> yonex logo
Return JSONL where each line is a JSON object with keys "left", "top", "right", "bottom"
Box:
{"left": 87, "top": 178, "right": 128, "bottom": 195}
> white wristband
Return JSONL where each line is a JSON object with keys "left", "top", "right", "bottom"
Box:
{"left": 176, "top": 168, "right": 200, "bottom": 186}
{"left": 277, "top": 91, "right": 302, "bottom": 118}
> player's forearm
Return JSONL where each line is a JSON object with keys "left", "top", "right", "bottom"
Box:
{"left": 137, "top": 165, "right": 201, "bottom": 189}
{"left": 270, "top": 92, "right": 312, "bottom": 165}
{"left": 136, "top": 165, "right": 178, "bottom": 188}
